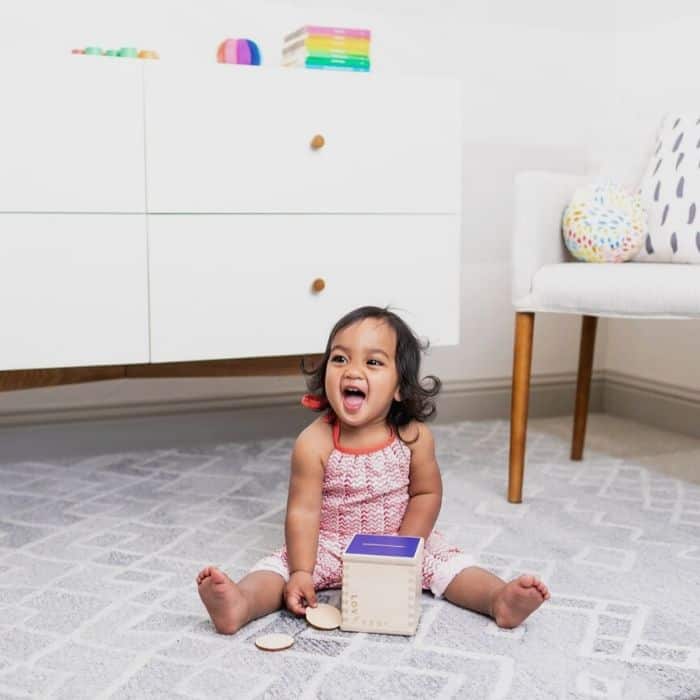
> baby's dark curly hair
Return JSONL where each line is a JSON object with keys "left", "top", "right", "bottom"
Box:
{"left": 302, "top": 306, "right": 441, "bottom": 440}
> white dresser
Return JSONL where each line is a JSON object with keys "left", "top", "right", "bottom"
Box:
{"left": 0, "top": 57, "right": 461, "bottom": 378}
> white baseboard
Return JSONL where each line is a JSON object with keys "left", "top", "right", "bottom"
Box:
{"left": 0, "top": 388, "right": 304, "bottom": 427}
{"left": 1, "top": 370, "right": 697, "bottom": 462}
{"left": 0, "top": 372, "right": 601, "bottom": 427}
{"left": 435, "top": 372, "right": 605, "bottom": 423}
{"left": 0, "top": 372, "right": 601, "bottom": 462}
{"left": 604, "top": 370, "right": 700, "bottom": 439}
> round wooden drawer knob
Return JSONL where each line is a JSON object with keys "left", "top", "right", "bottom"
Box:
{"left": 311, "top": 278, "right": 326, "bottom": 293}
{"left": 310, "top": 134, "right": 325, "bottom": 150}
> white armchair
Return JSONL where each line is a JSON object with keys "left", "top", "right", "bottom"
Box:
{"left": 507, "top": 171, "right": 700, "bottom": 503}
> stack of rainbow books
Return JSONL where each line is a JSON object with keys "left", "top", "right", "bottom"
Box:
{"left": 282, "top": 25, "right": 371, "bottom": 72}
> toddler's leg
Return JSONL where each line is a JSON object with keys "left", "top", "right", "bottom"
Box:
{"left": 196, "top": 566, "right": 285, "bottom": 635}
{"left": 444, "top": 566, "right": 549, "bottom": 629}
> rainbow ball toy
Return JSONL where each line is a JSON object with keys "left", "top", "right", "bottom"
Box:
{"left": 562, "top": 182, "right": 647, "bottom": 263}
{"left": 217, "top": 38, "right": 261, "bottom": 65}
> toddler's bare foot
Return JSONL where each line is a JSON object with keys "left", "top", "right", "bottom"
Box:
{"left": 491, "top": 574, "right": 550, "bottom": 629}
{"left": 196, "top": 565, "right": 250, "bottom": 635}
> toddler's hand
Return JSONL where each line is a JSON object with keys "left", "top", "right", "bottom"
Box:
{"left": 285, "top": 570, "right": 317, "bottom": 616}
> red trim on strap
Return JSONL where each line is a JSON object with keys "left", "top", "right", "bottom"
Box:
{"left": 332, "top": 420, "right": 395, "bottom": 455}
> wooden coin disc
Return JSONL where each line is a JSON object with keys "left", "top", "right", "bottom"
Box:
{"left": 254, "top": 633, "right": 295, "bottom": 651}
{"left": 305, "top": 603, "right": 341, "bottom": 630}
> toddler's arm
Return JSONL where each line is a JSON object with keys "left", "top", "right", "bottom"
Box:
{"left": 284, "top": 429, "right": 324, "bottom": 613}
{"left": 398, "top": 423, "right": 442, "bottom": 540}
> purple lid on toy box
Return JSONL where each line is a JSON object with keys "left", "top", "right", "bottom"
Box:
{"left": 345, "top": 534, "right": 420, "bottom": 558}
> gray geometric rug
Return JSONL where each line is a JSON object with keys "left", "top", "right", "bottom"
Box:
{"left": 1, "top": 419, "right": 699, "bottom": 699}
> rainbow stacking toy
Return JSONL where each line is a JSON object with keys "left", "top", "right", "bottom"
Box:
{"left": 217, "top": 38, "right": 261, "bottom": 65}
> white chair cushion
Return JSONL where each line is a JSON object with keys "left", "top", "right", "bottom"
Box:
{"left": 514, "top": 263, "right": 700, "bottom": 318}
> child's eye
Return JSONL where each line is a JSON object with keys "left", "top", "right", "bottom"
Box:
{"left": 330, "top": 354, "right": 347, "bottom": 364}
{"left": 367, "top": 359, "right": 383, "bottom": 367}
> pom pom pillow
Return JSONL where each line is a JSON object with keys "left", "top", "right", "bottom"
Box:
{"left": 637, "top": 113, "right": 700, "bottom": 263}
{"left": 562, "top": 182, "right": 647, "bottom": 262}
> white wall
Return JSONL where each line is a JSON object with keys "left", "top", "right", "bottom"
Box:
{"left": 603, "top": 2, "right": 700, "bottom": 392}
{"left": 0, "top": 1, "right": 613, "bottom": 418}
{"left": 428, "top": 3, "right": 613, "bottom": 383}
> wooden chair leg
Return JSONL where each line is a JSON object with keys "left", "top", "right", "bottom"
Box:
{"left": 571, "top": 315, "right": 598, "bottom": 461}
{"left": 508, "top": 312, "right": 535, "bottom": 503}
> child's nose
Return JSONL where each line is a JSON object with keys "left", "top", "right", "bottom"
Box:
{"left": 344, "top": 363, "right": 363, "bottom": 378}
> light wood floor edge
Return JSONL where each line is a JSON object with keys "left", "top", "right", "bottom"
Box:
{"left": 0, "top": 355, "right": 320, "bottom": 392}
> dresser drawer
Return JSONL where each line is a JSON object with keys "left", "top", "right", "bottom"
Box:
{"left": 0, "top": 58, "right": 146, "bottom": 213}
{"left": 144, "top": 65, "right": 460, "bottom": 214}
{"left": 148, "top": 214, "right": 459, "bottom": 362}
{"left": 0, "top": 214, "right": 149, "bottom": 370}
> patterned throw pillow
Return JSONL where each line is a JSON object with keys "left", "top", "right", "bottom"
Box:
{"left": 636, "top": 113, "right": 700, "bottom": 263}
{"left": 561, "top": 182, "right": 646, "bottom": 263}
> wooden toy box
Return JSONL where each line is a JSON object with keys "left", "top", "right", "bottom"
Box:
{"left": 341, "top": 534, "right": 424, "bottom": 636}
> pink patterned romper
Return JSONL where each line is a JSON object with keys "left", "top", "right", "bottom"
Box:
{"left": 251, "top": 420, "right": 474, "bottom": 597}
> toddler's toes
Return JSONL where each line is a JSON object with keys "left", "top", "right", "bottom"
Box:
{"left": 493, "top": 575, "right": 548, "bottom": 628}
{"left": 196, "top": 566, "right": 214, "bottom": 584}
{"left": 518, "top": 574, "right": 534, "bottom": 588}
{"left": 533, "top": 578, "right": 549, "bottom": 598}
{"left": 208, "top": 567, "right": 229, "bottom": 585}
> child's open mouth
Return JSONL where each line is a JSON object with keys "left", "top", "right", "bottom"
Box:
{"left": 342, "top": 387, "right": 366, "bottom": 412}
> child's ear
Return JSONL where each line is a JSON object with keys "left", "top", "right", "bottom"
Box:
{"left": 393, "top": 387, "right": 401, "bottom": 402}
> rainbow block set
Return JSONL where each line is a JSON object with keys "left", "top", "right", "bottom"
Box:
{"left": 282, "top": 25, "right": 371, "bottom": 72}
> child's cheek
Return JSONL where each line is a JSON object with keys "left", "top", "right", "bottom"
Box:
{"left": 324, "top": 378, "right": 338, "bottom": 405}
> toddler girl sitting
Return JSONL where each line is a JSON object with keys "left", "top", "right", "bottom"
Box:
{"left": 197, "top": 306, "right": 549, "bottom": 633}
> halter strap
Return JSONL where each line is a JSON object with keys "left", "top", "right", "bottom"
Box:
{"left": 332, "top": 420, "right": 395, "bottom": 455}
